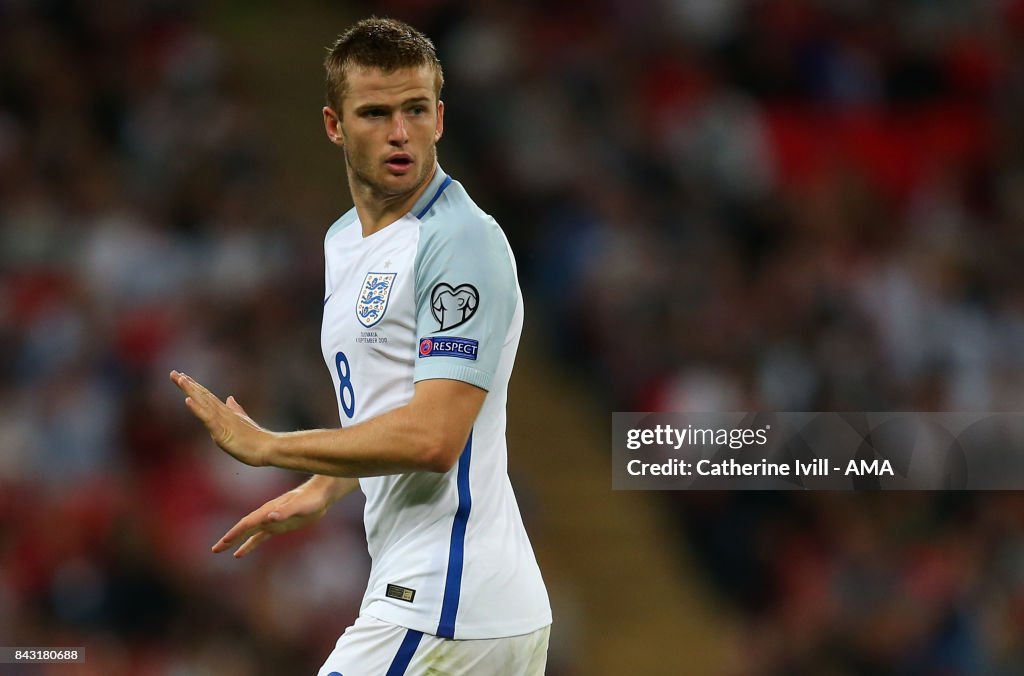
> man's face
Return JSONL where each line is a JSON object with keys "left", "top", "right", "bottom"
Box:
{"left": 326, "top": 65, "right": 443, "bottom": 201}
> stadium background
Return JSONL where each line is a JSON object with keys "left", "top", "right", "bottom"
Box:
{"left": 3, "top": 0, "right": 1024, "bottom": 673}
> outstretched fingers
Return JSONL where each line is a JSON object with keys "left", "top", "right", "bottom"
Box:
{"left": 172, "top": 371, "right": 221, "bottom": 404}
{"left": 213, "top": 511, "right": 261, "bottom": 551}
{"left": 171, "top": 371, "right": 217, "bottom": 421}
{"left": 213, "top": 508, "right": 284, "bottom": 556}
{"left": 170, "top": 371, "right": 254, "bottom": 458}
{"left": 234, "top": 531, "right": 272, "bottom": 558}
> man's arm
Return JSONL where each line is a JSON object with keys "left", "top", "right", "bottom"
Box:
{"left": 170, "top": 370, "right": 485, "bottom": 477}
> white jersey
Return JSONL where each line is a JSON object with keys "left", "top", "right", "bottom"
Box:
{"left": 320, "top": 166, "right": 551, "bottom": 640}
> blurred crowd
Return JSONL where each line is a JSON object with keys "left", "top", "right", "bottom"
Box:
{"left": 414, "top": 0, "right": 1024, "bottom": 673}
{"left": 679, "top": 489, "right": 1024, "bottom": 675}
{"left": 0, "top": 1, "right": 368, "bottom": 673}
{"left": 417, "top": 0, "right": 1024, "bottom": 415}
{"left": 3, "top": 0, "right": 1024, "bottom": 674}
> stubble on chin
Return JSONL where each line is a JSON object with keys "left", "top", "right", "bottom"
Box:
{"left": 345, "top": 147, "right": 436, "bottom": 201}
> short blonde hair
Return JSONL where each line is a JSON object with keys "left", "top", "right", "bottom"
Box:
{"left": 324, "top": 17, "right": 444, "bottom": 112}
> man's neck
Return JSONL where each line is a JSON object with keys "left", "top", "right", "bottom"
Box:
{"left": 350, "top": 165, "right": 437, "bottom": 237}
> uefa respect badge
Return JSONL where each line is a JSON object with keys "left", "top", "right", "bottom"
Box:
{"left": 418, "top": 336, "right": 479, "bottom": 360}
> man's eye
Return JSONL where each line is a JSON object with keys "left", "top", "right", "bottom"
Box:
{"left": 409, "top": 106, "right": 426, "bottom": 115}
{"left": 364, "top": 109, "right": 386, "bottom": 118}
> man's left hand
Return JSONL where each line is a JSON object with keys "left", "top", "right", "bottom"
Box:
{"left": 170, "top": 370, "right": 271, "bottom": 467}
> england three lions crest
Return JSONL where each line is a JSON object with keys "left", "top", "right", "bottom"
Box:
{"left": 356, "top": 272, "right": 397, "bottom": 328}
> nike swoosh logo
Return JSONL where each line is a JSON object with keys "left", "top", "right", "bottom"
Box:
{"left": 323, "top": 294, "right": 332, "bottom": 306}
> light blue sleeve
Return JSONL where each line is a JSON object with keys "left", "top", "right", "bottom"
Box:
{"left": 413, "top": 200, "right": 517, "bottom": 391}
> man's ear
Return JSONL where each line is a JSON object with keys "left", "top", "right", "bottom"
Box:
{"left": 323, "top": 106, "right": 345, "bottom": 146}
{"left": 434, "top": 100, "right": 444, "bottom": 143}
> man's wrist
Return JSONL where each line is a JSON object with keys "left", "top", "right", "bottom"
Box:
{"left": 258, "top": 430, "right": 283, "bottom": 468}
{"left": 303, "top": 474, "right": 352, "bottom": 505}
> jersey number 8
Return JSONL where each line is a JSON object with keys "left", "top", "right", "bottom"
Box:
{"left": 335, "top": 351, "right": 355, "bottom": 418}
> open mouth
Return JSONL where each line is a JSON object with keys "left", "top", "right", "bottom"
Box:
{"left": 385, "top": 156, "right": 413, "bottom": 171}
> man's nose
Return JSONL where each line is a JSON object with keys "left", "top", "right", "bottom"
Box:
{"left": 388, "top": 112, "right": 409, "bottom": 144}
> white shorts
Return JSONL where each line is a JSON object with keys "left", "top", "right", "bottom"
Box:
{"left": 316, "top": 614, "right": 550, "bottom": 676}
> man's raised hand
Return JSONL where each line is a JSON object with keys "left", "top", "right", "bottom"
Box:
{"left": 170, "top": 370, "right": 272, "bottom": 467}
